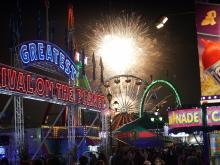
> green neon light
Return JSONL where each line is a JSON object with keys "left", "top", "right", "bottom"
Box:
{"left": 139, "top": 80, "right": 182, "bottom": 118}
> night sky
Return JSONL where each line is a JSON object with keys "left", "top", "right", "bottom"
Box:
{"left": 0, "top": 0, "right": 203, "bottom": 122}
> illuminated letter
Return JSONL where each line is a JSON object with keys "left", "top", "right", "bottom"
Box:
{"left": 181, "top": 114, "right": 187, "bottom": 123}
{"left": 29, "top": 43, "right": 37, "bottom": 62}
{"left": 194, "top": 112, "right": 199, "bottom": 123}
{"left": 92, "top": 94, "right": 98, "bottom": 108}
{"left": 53, "top": 48, "right": 59, "bottom": 64}
{"left": 56, "top": 83, "right": 62, "bottom": 99}
{"left": 46, "top": 44, "right": 53, "bottom": 62}
{"left": 87, "top": 92, "right": 92, "bottom": 106}
{"left": 8, "top": 69, "right": 16, "bottom": 90}
{"left": 97, "top": 95, "right": 102, "bottom": 109}
{"left": 176, "top": 114, "right": 181, "bottom": 124}
{"left": 59, "top": 52, "right": 65, "bottom": 70}
{"left": 45, "top": 80, "right": 54, "bottom": 97}
{"left": 1, "top": 67, "right": 7, "bottom": 88}
{"left": 70, "top": 65, "right": 77, "bottom": 80}
{"left": 62, "top": 84, "right": 69, "bottom": 101}
{"left": 69, "top": 86, "right": 74, "bottom": 102}
{"left": 187, "top": 113, "right": 193, "bottom": 123}
{"left": 90, "top": 93, "right": 95, "bottom": 107}
{"left": 20, "top": 45, "right": 30, "bottom": 64}
{"left": 38, "top": 43, "right": 45, "bottom": 61}
{"left": 35, "top": 77, "right": 45, "bottom": 96}
{"left": 76, "top": 88, "right": 83, "bottom": 104}
{"left": 65, "top": 59, "right": 71, "bottom": 75}
{"left": 212, "top": 111, "right": 219, "bottom": 122}
{"left": 26, "top": 74, "right": 33, "bottom": 94}
{"left": 83, "top": 90, "right": 88, "bottom": 106}
{"left": 16, "top": 72, "right": 26, "bottom": 93}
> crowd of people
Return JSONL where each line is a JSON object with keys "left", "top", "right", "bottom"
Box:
{"left": 78, "top": 144, "right": 203, "bottom": 165}
{"left": 0, "top": 144, "right": 203, "bottom": 165}
{"left": 110, "top": 144, "right": 203, "bottom": 165}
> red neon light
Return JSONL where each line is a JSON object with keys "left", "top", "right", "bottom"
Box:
{"left": 62, "top": 84, "right": 69, "bottom": 101}
{"left": 1, "top": 67, "right": 7, "bottom": 88}
{"left": 83, "top": 90, "right": 88, "bottom": 106}
{"left": 69, "top": 86, "right": 74, "bottom": 103}
{"left": 45, "top": 80, "right": 54, "bottom": 97}
{"left": 97, "top": 95, "right": 103, "bottom": 109}
{"left": 26, "top": 74, "right": 34, "bottom": 94}
{"left": 56, "top": 83, "right": 62, "bottom": 99}
{"left": 76, "top": 88, "right": 82, "bottom": 104}
{"left": 116, "top": 132, "right": 132, "bottom": 139}
{"left": 87, "top": 92, "right": 92, "bottom": 107}
{"left": 89, "top": 93, "right": 95, "bottom": 107}
{"left": 0, "top": 65, "right": 105, "bottom": 110}
{"left": 92, "top": 94, "right": 97, "bottom": 109}
{"left": 67, "top": 3, "right": 74, "bottom": 29}
{"left": 7, "top": 69, "right": 16, "bottom": 90}
{"left": 35, "top": 77, "right": 45, "bottom": 96}
{"left": 139, "top": 131, "right": 157, "bottom": 138}
{"left": 16, "top": 71, "right": 26, "bottom": 92}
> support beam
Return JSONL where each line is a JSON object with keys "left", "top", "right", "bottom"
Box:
{"left": 14, "top": 96, "right": 24, "bottom": 164}
{"left": 42, "top": 103, "right": 53, "bottom": 125}
{"left": 68, "top": 105, "right": 75, "bottom": 151}
{"left": 32, "top": 106, "right": 65, "bottom": 160}
{"left": 0, "top": 96, "right": 13, "bottom": 119}
{"left": 77, "top": 112, "right": 99, "bottom": 148}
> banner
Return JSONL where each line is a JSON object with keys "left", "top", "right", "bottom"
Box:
{"left": 196, "top": 3, "right": 220, "bottom": 102}
{"left": 0, "top": 63, "right": 105, "bottom": 110}
{"left": 168, "top": 108, "right": 202, "bottom": 129}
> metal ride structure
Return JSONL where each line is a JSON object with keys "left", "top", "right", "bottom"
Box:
{"left": 13, "top": 47, "right": 25, "bottom": 163}
{"left": 97, "top": 75, "right": 149, "bottom": 131}
{"left": 139, "top": 79, "right": 182, "bottom": 118}
{"left": 98, "top": 76, "right": 182, "bottom": 131}
{"left": 98, "top": 76, "right": 182, "bottom": 152}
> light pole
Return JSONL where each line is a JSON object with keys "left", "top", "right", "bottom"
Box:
{"left": 150, "top": 111, "right": 163, "bottom": 136}
{"left": 106, "top": 92, "right": 112, "bottom": 157}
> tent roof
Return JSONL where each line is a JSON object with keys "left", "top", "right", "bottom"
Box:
{"left": 114, "top": 113, "right": 165, "bottom": 133}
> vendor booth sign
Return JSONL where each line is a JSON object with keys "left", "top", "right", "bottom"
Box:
{"left": 168, "top": 108, "right": 202, "bottom": 129}
{"left": 196, "top": 3, "right": 220, "bottom": 103}
{"left": 207, "top": 106, "right": 220, "bottom": 126}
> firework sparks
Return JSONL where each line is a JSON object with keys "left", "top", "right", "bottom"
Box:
{"left": 87, "top": 12, "right": 160, "bottom": 76}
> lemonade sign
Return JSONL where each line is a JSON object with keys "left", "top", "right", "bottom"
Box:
{"left": 168, "top": 108, "right": 202, "bottom": 129}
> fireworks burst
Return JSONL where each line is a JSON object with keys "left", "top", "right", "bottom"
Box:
{"left": 86, "top": 12, "right": 160, "bottom": 77}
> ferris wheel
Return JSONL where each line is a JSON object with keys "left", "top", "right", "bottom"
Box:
{"left": 97, "top": 75, "right": 181, "bottom": 130}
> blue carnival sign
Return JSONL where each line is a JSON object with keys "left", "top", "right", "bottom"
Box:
{"left": 18, "top": 40, "right": 78, "bottom": 81}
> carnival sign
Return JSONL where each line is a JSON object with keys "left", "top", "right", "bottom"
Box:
{"left": 207, "top": 106, "right": 220, "bottom": 126}
{"left": 17, "top": 40, "right": 78, "bottom": 81}
{"left": 196, "top": 3, "right": 220, "bottom": 102}
{"left": 0, "top": 63, "right": 104, "bottom": 110}
{"left": 168, "top": 108, "right": 202, "bottom": 129}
